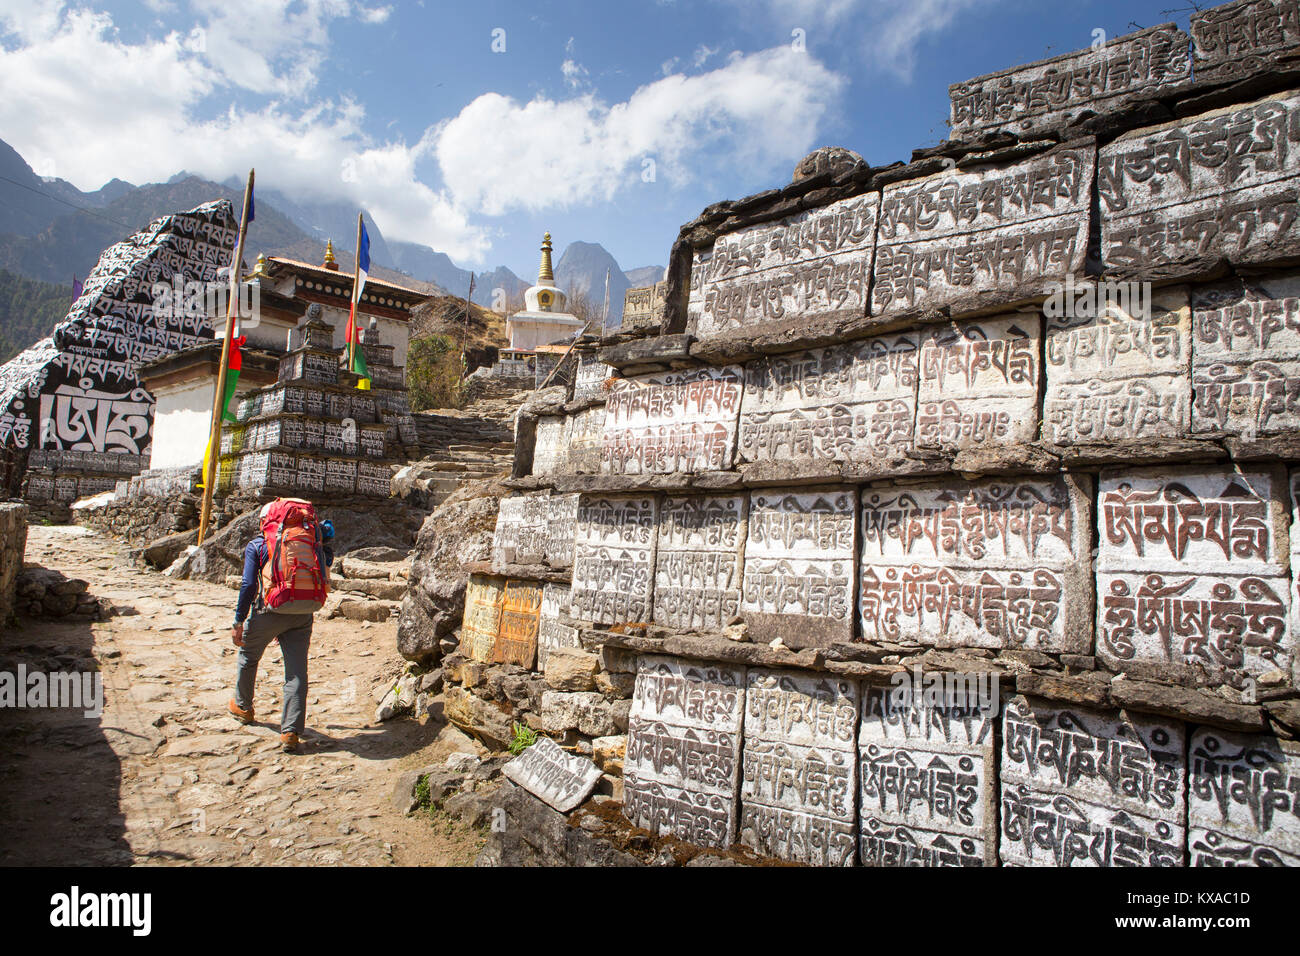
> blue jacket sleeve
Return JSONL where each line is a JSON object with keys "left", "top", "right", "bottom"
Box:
{"left": 234, "top": 539, "right": 263, "bottom": 624}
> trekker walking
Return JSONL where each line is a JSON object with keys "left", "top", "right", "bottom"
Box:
{"left": 228, "top": 498, "right": 333, "bottom": 753}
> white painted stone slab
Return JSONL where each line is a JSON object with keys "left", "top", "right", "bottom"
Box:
{"left": 562, "top": 405, "right": 604, "bottom": 475}
{"left": 741, "top": 488, "right": 857, "bottom": 646}
{"left": 858, "top": 687, "right": 997, "bottom": 866}
{"left": 573, "top": 350, "right": 614, "bottom": 404}
{"left": 859, "top": 819, "right": 988, "bottom": 867}
{"left": 1044, "top": 286, "right": 1192, "bottom": 444}
{"left": 694, "top": 193, "right": 880, "bottom": 339}
{"left": 1000, "top": 696, "right": 1185, "bottom": 866}
{"left": 1097, "top": 467, "right": 1293, "bottom": 680}
{"left": 503, "top": 735, "right": 603, "bottom": 813}
{"left": 859, "top": 475, "right": 1093, "bottom": 652}
{"left": 744, "top": 669, "right": 859, "bottom": 751}
{"left": 532, "top": 415, "right": 568, "bottom": 476}
{"left": 1099, "top": 91, "right": 1300, "bottom": 273}
{"left": 1192, "top": 272, "right": 1300, "bottom": 438}
{"left": 1097, "top": 467, "right": 1290, "bottom": 575}
{"left": 737, "top": 335, "right": 919, "bottom": 464}
{"left": 873, "top": 144, "right": 1094, "bottom": 316}
{"left": 623, "top": 655, "right": 745, "bottom": 849}
{"left": 627, "top": 655, "right": 745, "bottom": 733}
{"left": 916, "top": 315, "right": 1041, "bottom": 450}
{"left": 570, "top": 495, "right": 657, "bottom": 625}
{"left": 653, "top": 494, "right": 747, "bottom": 631}
{"left": 948, "top": 23, "right": 1192, "bottom": 139}
{"left": 491, "top": 493, "right": 578, "bottom": 569}
{"left": 738, "top": 669, "right": 858, "bottom": 865}
{"left": 536, "top": 583, "right": 578, "bottom": 671}
{"left": 1188, "top": 727, "right": 1300, "bottom": 865}
{"left": 601, "top": 366, "right": 743, "bottom": 475}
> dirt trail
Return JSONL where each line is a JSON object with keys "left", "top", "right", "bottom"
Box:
{"left": 0, "top": 525, "right": 484, "bottom": 867}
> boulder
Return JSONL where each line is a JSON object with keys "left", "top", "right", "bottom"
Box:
{"left": 544, "top": 647, "right": 600, "bottom": 692}
{"left": 141, "top": 528, "right": 198, "bottom": 570}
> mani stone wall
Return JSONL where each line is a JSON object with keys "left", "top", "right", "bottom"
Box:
{"left": 454, "top": 0, "right": 1300, "bottom": 866}
{"left": 0, "top": 201, "right": 238, "bottom": 505}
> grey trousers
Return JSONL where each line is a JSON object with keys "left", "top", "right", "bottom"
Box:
{"left": 235, "top": 608, "right": 313, "bottom": 735}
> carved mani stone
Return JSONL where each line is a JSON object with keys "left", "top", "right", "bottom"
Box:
{"left": 948, "top": 23, "right": 1193, "bottom": 139}
{"left": 692, "top": 192, "right": 880, "bottom": 341}
{"left": 1000, "top": 696, "right": 1187, "bottom": 866}
{"left": 915, "top": 314, "right": 1042, "bottom": 452}
{"left": 737, "top": 334, "right": 919, "bottom": 467}
{"left": 1192, "top": 272, "right": 1300, "bottom": 440}
{"left": 858, "top": 686, "right": 998, "bottom": 867}
{"left": 1044, "top": 285, "right": 1192, "bottom": 446}
{"left": 623, "top": 655, "right": 746, "bottom": 849}
{"left": 460, "top": 574, "right": 505, "bottom": 663}
{"left": 739, "top": 669, "right": 859, "bottom": 866}
{"left": 1099, "top": 91, "right": 1300, "bottom": 277}
{"left": 653, "top": 494, "right": 747, "bottom": 632}
{"left": 860, "top": 474, "right": 1094, "bottom": 653}
{"left": 1188, "top": 727, "right": 1300, "bottom": 866}
{"left": 873, "top": 143, "right": 1094, "bottom": 318}
{"left": 569, "top": 495, "right": 657, "bottom": 625}
{"left": 601, "top": 366, "right": 743, "bottom": 475}
{"left": 1096, "top": 466, "right": 1293, "bottom": 684}
{"left": 741, "top": 488, "right": 856, "bottom": 648}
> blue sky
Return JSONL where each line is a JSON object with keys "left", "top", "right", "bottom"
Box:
{"left": 0, "top": 0, "right": 1196, "bottom": 279}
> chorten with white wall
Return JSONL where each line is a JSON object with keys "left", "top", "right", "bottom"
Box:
{"left": 505, "top": 233, "right": 585, "bottom": 351}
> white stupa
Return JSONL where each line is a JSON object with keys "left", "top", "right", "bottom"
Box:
{"left": 505, "top": 232, "right": 585, "bottom": 351}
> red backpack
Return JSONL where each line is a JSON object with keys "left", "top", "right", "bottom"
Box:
{"left": 259, "top": 498, "right": 329, "bottom": 614}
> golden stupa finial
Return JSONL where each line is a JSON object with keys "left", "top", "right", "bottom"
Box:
{"left": 251, "top": 251, "right": 270, "bottom": 278}
{"left": 538, "top": 232, "right": 554, "bottom": 282}
{"left": 323, "top": 239, "right": 339, "bottom": 270}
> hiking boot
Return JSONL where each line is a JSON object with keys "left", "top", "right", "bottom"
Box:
{"left": 228, "top": 699, "right": 255, "bottom": 725}
{"left": 280, "top": 732, "right": 301, "bottom": 753}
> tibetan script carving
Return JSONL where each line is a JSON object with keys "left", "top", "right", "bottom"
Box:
{"left": 916, "top": 315, "right": 1041, "bottom": 451}
{"left": 570, "top": 495, "right": 657, "bottom": 625}
{"left": 601, "top": 366, "right": 743, "bottom": 475}
{"left": 874, "top": 143, "right": 1094, "bottom": 316}
{"left": 623, "top": 655, "right": 745, "bottom": 848}
{"left": 860, "top": 475, "right": 1093, "bottom": 652}
{"left": 653, "top": 494, "right": 747, "bottom": 631}
{"left": 1000, "top": 696, "right": 1186, "bottom": 866}
{"left": 738, "top": 335, "right": 919, "bottom": 465}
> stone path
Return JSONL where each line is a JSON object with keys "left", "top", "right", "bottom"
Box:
{"left": 0, "top": 525, "right": 484, "bottom": 867}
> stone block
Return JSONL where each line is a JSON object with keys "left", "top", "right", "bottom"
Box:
{"left": 1099, "top": 91, "right": 1300, "bottom": 277}
{"left": 873, "top": 141, "right": 1094, "bottom": 317}
{"left": 1044, "top": 284, "right": 1192, "bottom": 445}
{"left": 652, "top": 494, "right": 747, "bottom": 631}
{"left": 1000, "top": 695, "right": 1186, "bottom": 866}
{"left": 737, "top": 335, "right": 919, "bottom": 467}
{"left": 570, "top": 495, "right": 658, "bottom": 625}
{"left": 860, "top": 473, "right": 1094, "bottom": 653}
{"left": 741, "top": 487, "right": 857, "bottom": 648}
{"left": 601, "top": 366, "right": 743, "bottom": 476}
{"left": 915, "top": 314, "right": 1041, "bottom": 452}
{"left": 1188, "top": 726, "right": 1300, "bottom": 865}
{"left": 1096, "top": 466, "right": 1292, "bottom": 683}
{"left": 502, "top": 735, "right": 603, "bottom": 813}
{"left": 858, "top": 685, "right": 998, "bottom": 867}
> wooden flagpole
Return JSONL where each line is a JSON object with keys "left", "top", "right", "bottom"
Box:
{"left": 196, "top": 168, "right": 254, "bottom": 545}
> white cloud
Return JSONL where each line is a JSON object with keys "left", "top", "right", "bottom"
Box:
{"left": 561, "top": 58, "right": 589, "bottom": 90}
{"left": 730, "top": 0, "right": 988, "bottom": 79}
{"left": 692, "top": 43, "right": 720, "bottom": 68}
{"left": 435, "top": 45, "right": 846, "bottom": 216}
{"left": 0, "top": 0, "right": 490, "bottom": 260}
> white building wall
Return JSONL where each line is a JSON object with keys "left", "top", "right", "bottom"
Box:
{"left": 149, "top": 379, "right": 217, "bottom": 470}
